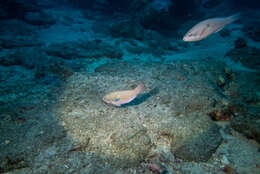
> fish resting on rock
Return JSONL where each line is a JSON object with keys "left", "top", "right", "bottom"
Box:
{"left": 103, "top": 83, "right": 145, "bottom": 106}
{"left": 183, "top": 13, "right": 240, "bottom": 42}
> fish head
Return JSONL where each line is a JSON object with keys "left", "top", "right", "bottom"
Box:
{"left": 102, "top": 95, "right": 113, "bottom": 104}
{"left": 183, "top": 30, "right": 203, "bottom": 42}
{"left": 103, "top": 94, "right": 121, "bottom": 106}
{"left": 183, "top": 18, "right": 219, "bottom": 42}
{"left": 183, "top": 21, "right": 214, "bottom": 42}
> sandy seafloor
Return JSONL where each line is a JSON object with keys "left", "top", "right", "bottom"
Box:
{"left": 0, "top": 6, "right": 260, "bottom": 174}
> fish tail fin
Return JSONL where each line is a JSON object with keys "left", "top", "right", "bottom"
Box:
{"left": 227, "top": 13, "right": 240, "bottom": 23}
{"left": 135, "top": 82, "right": 145, "bottom": 94}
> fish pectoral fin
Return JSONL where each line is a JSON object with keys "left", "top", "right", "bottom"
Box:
{"left": 214, "top": 26, "right": 225, "bottom": 33}
{"left": 114, "top": 98, "right": 120, "bottom": 102}
{"left": 200, "top": 24, "right": 210, "bottom": 36}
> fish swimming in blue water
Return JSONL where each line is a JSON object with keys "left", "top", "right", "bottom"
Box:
{"left": 183, "top": 13, "right": 240, "bottom": 42}
{"left": 103, "top": 83, "right": 145, "bottom": 106}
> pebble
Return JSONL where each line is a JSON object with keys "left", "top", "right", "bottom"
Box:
{"left": 5, "top": 140, "right": 11, "bottom": 144}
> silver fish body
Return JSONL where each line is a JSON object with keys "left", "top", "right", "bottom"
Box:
{"left": 183, "top": 13, "right": 240, "bottom": 42}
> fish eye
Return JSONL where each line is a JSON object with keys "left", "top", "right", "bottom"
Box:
{"left": 187, "top": 33, "right": 194, "bottom": 37}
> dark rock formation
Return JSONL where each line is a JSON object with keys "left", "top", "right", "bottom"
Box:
{"left": 171, "top": 120, "right": 222, "bottom": 162}
{"left": 0, "top": 0, "right": 41, "bottom": 20}
{"left": 202, "top": 0, "right": 224, "bottom": 9}
{"left": 234, "top": 37, "right": 247, "bottom": 49}
{"left": 109, "top": 21, "right": 145, "bottom": 40}
{"left": 24, "top": 11, "right": 56, "bottom": 26}
{"left": 231, "top": 105, "right": 260, "bottom": 143}
{"left": 0, "top": 47, "right": 44, "bottom": 68}
{"left": 242, "top": 22, "right": 260, "bottom": 42}
{"left": 0, "top": 37, "right": 43, "bottom": 49}
{"left": 0, "top": 19, "right": 36, "bottom": 36}
{"left": 226, "top": 69, "right": 260, "bottom": 144}
{"left": 225, "top": 39, "right": 260, "bottom": 70}
{"left": 44, "top": 40, "right": 123, "bottom": 60}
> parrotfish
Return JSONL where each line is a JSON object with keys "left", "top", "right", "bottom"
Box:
{"left": 103, "top": 83, "right": 145, "bottom": 106}
{"left": 183, "top": 13, "right": 240, "bottom": 42}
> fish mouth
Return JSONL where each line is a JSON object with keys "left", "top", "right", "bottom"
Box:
{"left": 102, "top": 97, "right": 114, "bottom": 106}
{"left": 183, "top": 35, "right": 193, "bottom": 42}
{"left": 103, "top": 100, "right": 120, "bottom": 107}
{"left": 103, "top": 98, "right": 109, "bottom": 103}
{"left": 183, "top": 36, "right": 189, "bottom": 42}
{"left": 102, "top": 97, "right": 109, "bottom": 103}
{"left": 103, "top": 99, "right": 112, "bottom": 106}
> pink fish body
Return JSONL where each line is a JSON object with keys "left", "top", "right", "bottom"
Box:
{"left": 183, "top": 13, "right": 240, "bottom": 42}
{"left": 103, "top": 83, "right": 145, "bottom": 106}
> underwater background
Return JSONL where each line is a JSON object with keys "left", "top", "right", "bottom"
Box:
{"left": 0, "top": 0, "right": 259, "bottom": 173}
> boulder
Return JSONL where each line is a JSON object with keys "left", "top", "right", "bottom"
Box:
{"left": 225, "top": 40, "right": 260, "bottom": 70}
{"left": 172, "top": 121, "right": 222, "bottom": 162}
{"left": 231, "top": 106, "right": 260, "bottom": 143}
